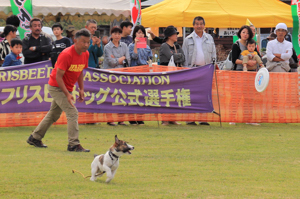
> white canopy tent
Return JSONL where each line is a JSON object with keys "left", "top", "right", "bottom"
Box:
{"left": 0, "top": 0, "right": 130, "bottom": 17}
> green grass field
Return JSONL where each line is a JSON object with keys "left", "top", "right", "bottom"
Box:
{"left": 0, "top": 122, "right": 300, "bottom": 199}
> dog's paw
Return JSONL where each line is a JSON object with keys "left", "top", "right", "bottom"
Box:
{"left": 90, "top": 177, "right": 96, "bottom": 182}
{"left": 105, "top": 178, "right": 112, "bottom": 183}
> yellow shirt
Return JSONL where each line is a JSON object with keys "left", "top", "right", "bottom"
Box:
{"left": 241, "top": 50, "right": 258, "bottom": 56}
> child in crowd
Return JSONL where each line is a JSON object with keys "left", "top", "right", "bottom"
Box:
{"left": 2, "top": 38, "right": 22, "bottom": 67}
{"left": 51, "top": 23, "right": 71, "bottom": 67}
{"left": 120, "top": 21, "right": 133, "bottom": 46}
{"left": 241, "top": 39, "right": 264, "bottom": 71}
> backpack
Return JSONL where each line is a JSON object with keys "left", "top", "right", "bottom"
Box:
{"left": 289, "top": 48, "right": 299, "bottom": 69}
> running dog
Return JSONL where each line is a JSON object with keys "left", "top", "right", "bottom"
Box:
{"left": 90, "top": 135, "right": 134, "bottom": 183}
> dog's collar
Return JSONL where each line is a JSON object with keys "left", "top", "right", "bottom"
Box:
{"left": 109, "top": 151, "right": 119, "bottom": 160}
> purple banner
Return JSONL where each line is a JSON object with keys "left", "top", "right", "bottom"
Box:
{"left": 0, "top": 61, "right": 214, "bottom": 114}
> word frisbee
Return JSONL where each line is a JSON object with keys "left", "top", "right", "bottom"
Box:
{"left": 255, "top": 67, "right": 269, "bottom": 92}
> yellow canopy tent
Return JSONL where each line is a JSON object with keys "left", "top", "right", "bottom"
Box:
{"left": 141, "top": 0, "right": 293, "bottom": 28}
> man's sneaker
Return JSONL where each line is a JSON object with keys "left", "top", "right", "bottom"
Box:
{"left": 107, "top": 122, "right": 117, "bottom": 126}
{"left": 186, "top": 122, "right": 197, "bottom": 125}
{"left": 27, "top": 134, "right": 47, "bottom": 148}
{"left": 246, "top": 123, "right": 261, "bottom": 126}
{"left": 199, "top": 122, "right": 210, "bottom": 126}
{"left": 169, "top": 121, "right": 181, "bottom": 125}
{"left": 67, "top": 144, "right": 90, "bottom": 152}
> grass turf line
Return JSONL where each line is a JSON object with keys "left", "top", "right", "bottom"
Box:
{"left": 0, "top": 122, "right": 300, "bottom": 198}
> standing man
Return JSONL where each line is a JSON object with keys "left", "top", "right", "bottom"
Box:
{"left": 27, "top": 29, "right": 91, "bottom": 152}
{"left": 85, "top": 19, "right": 103, "bottom": 68}
{"left": 182, "top": 16, "right": 216, "bottom": 68}
{"left": 22, "top": 18, "right": 52, "bottom": 64}
{"left": 182, "top": 16, "right": 216, "bottom": 126}
{"left": 266, "top": 23, "right": 293, "bottom": 72}
{"left": 120, "top": 21, "right": 133, "bottom": 46}
{"left": 66, "top": 25, "right": 76, "bottom": 45}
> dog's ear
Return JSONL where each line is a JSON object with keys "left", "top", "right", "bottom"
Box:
{"left": 115, "top": 135, "right": 120, "bottom": 144}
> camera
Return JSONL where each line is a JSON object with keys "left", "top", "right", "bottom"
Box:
{"left": 123, "top": 59, "right": 129, "bottom": 67}
{"left": 94, "top": 30, "right": 100, "bottom": 38}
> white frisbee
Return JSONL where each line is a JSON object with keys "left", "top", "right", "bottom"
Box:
{"left": 255, "top": 68, "right": 269, "bottom": 92}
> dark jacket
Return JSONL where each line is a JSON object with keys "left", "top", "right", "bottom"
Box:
{"left": 153, "top": 36, "right": 164, "bottom": 44}
{"left": 22, "top": 33, "right": 52, "bottom": 64}
{"left": 159, "top": 43, "right": 185, "bottom": 66}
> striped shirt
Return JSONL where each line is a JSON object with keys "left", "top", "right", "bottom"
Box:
{"left": 0, "top": 39, "right": 11, "bottom": 63}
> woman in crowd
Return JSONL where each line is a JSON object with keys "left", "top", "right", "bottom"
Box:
{"left": 0, "top": 25, "right": 18, "bottom": 66}
{"left": 230, "top": 25, "right": 260, "bottom": 126}
{"left": 128, "top": 25, "right": 153, "bottom": 125}
{"left": 103, "top": 26, "right": 130, "bottom": 126}
{"left": 159, "top": 26, "right": 184, "bottom": 125}
{"left": 159, "top": 26, "right": 185, "bottom": 67}
{"left": 129, "top": 25, "right": 152, "bottom": 67}
{"left": 231, "top": 25, "right": 260, "bottom": 71}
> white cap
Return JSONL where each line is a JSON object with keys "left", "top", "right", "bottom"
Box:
{"left": 274, "top": 23, "right": 288, "bottom": 34}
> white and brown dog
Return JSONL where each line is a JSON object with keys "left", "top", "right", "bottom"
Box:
{"left": 90, "top": 135, "right": 134, "bottom": 183}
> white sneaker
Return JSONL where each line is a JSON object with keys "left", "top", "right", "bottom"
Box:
{"left": 246, "top": 123, "right": 260, "bottom": 126}
{"left": 229, "top": 122, "right": 236, "bottom": 125}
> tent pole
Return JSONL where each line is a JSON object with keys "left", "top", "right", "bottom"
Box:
{"left": 213, "top": 59, "right": 222, "bottom": 127}
{"left": 257, "top": 28, "right": 261, "bottom": 52}
{"left": 183, "top": 27, "right": 186, "bottom": 40}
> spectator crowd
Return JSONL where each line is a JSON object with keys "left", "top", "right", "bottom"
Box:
{"left": 0, "top": 15, "right": 297, "bottom": 128}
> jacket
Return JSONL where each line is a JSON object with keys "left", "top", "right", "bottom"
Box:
{"left": 88, "top": 39, "right": 103, "bottom": 68}
{"left": 22, "top": 33, "right": 52, "bottom": 64}
{"left": 159, "top": 43, "right": 185, "bottom": 66}
{"left": 2, "top": 52, "right": 22, "bottom": 67}
{"left": 182, "top": 31, "right": 216, "bottom": 67}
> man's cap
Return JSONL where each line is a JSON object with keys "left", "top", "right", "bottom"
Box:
{"left": 274, "top": 23, "right": 288, "bottom": 34}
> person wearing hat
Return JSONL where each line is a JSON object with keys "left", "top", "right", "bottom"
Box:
{"left": 266, "top": 31, "right": 299, "bottom": 72}
{"left": 182, "top": 16, "right": 216, "bottom": 126}
{"left": 159, "top": 26, "right": 185, "bottom": 66}
{"left": 266, "top": 23, "right": 293, "bottom": 72}
{"left": 159, "top": 25, "right": 184, "bottom": 126}
{"left": 147, "top": 26, "right": 180, "bottom": 44}
{"left": 66, "top": 25, "right": 76, "bottom": 45}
